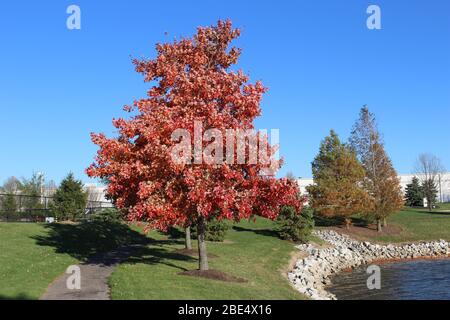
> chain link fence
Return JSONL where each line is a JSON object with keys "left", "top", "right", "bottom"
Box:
{"left": 0, "top": 193, "right": 114, "bottom": 222}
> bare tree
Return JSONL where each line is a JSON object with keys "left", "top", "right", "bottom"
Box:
{"left": 1, "top": 177, "right": 22, "bottom": 219}
{"left": 349, "top": 106, "right": 403, "bottom": 232}
{"left": 285, "top": 171, "right": 296, "bottom": 181}
{"left": 415, "top": 154, "right": 446, "bottom": 211}
{"left": 1, "top": 177, "right": 22, "bottom": 194}
{"left": 44, "top": 180, "right": 58, "bottom": 196}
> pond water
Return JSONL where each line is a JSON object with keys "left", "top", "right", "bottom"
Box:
{"left": 327, "top": 259, "right": 450, "bottom": 300}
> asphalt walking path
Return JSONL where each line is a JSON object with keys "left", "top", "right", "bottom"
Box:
{"left": 40, "top": 245, "right": 141, "bottom": 300}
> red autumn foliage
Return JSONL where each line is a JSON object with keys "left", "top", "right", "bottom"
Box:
{"left": 87, "top": 20, "right": 302, "bottom": 232}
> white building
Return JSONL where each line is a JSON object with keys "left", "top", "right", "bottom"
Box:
{"left": 83, "top": 184, "right": 114, "bottom": 207}
{"left": 298, "top": 173, "right": 450, "bottom": 203}
{"left": 83, "top": 184, "right": 110, "bottom": 203}
{"left": 42, "top": 183, "right": 111, "bottom": 204}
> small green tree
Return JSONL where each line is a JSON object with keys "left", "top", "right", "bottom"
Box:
{"left": 1, "top": 194, "right": 18, "bottom": 220}
{"left": 89, "top": 208, "right": 122, "bottom": 222}
{"left": 190, "top": 220, "right": 231, "bottom": 242}
{"left": 21, "top": 172, "right": 44, "bottom": 210}
{"left": 1, "top": 177, "right": 22, "bottom": 220}
{"left": 405, "top": 176, "right": 423, "bottom": 207}
{"left": 422, "top": 180, "right": 438, "bottom": 210}
{"left": 307, "top": 130, "right": 372, "bottom": 228}
{"left": 52, "top": 173, "right": 88, "bottom": 221}
{"left": 276, "top": 206, "right": 314, "bottom": 243}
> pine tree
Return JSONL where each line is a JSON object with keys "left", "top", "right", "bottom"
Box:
{"left": 405, "top": 176, "right": 423, "bottom": 207}
{"left": 52, "top": 173, "right": 88, "bottom": 221}
{"left": 1, "top": 194, "right": 17, "bottom": 220}
{"left": 307, "top": 130, "right": 372, "bottom": 228}
{"left": 349, "top": 106, "right": 404, "bottom": 232}
{"left": 276, "top": 206, "right": 314, "bottom": 243}
{"left": 1, "top": 177, "right": 21, "bottom": 220}
{"left": 422, "top": 179, "right": 438, "bottom": 209}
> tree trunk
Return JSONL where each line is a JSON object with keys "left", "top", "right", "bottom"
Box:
{"left": 185, "top": 226, "right": 192, "bottom": 250}
{"left": 377, "top": 218, "right": 382, "bottom": 233}
{"left": 344, "top": 218, "right": 351, "bottom": 230}
{"left": 383, "top": 217, "right": 387, "bottom": 227}
{"left": 197, "top": 217, "right": 209, "bottom": 271}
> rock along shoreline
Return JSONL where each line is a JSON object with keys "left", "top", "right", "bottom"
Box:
{"left": 288, "top": 230, "right": 450, "bottom": 300}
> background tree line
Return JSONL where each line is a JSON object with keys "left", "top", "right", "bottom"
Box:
{"left": 412, "top": 154, "right": 446, "bottom": 211}
{"left": 0, "top": 172, "right": 88, "bottom": 221}
{"left": 307, "top": 106, "right": 404, "bottom": 232}
{"left": 306, "top": 106, "right": 447, "bottom": 232}
{"left": 405, "top": 153, "right": 446, "bottom": 211}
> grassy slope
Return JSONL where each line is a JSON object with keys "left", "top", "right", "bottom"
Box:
{"left": 3, "top": 208, "right": 448, "bottom": 300}
{"left": 436, "top": 202, "right": 450, "bottom": 211}
{"left": 0, "top": 223, "right": 76, "bottom": 300}
{"left": 350, "top": 208, "right": 450, "bottom": 243}
{"left": 109, "top": 218, "right": 305, "bottom": 300}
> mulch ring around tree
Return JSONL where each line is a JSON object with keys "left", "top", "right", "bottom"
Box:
{"left": 179, "top": 269, "right": 248, "bottom": 283}
{"left": 330, "top": 223, "right": 403, "bottom": 239}
{"left": 174, "top": 248, "right": 218, "bottom": 258}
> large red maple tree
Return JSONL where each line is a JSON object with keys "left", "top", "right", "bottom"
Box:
{"left": 87, "top": 20, "right": 302, "bottom": 271}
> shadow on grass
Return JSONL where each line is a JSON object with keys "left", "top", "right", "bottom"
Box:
{"left": 412, "top": 210, "right": 450, "bottom": 216}
{"left": 314, "top": 215, "right": 370, "bottom": 228}
{"left": 121, "top": 245, "right": 196, "bottom": 272}
{"left": 0, "top": 293, "right": 33, "bottom": 300}
{"left": 32, "top": 221, "right": 195, "bottom": 271}
{"left": 314, "top": 215, "right": 343, "bottom": 227}
{"left": 164, "top": 226, "right": 185, "bottom": 239}
{"left": 232, "top": 226, "right": 279, "bottom": 238}
{"left": 32, "top": 221, "right": 152, "bottom": 261}
{"left": 350, "top": 217, "right": 370, "bottom": 227}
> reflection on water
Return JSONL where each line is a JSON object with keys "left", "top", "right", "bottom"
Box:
{"left": 328, "top": 259, "right": 450, "bottom": 300}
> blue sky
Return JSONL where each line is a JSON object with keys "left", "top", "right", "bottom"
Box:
{"left": 0, "top": 0, "right": 449, "bottom": 184}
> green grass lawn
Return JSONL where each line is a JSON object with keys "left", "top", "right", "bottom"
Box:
{"left": 0, "top": 223, "right": 76, "bottom": 299}
{"left": 329, "top": 208, "right": 450, "bottom": 243}
{"left": 0, "top": 219, "right": 304, "bottom": 300}
{"left": 0, "top": 221, "right": 149, "bottom": 300}
{"left": 2, "top": 207, "right": 449, "bottom": 300}
{"left": 373, "top": 208, "right": 450, "bottom": 243}
{"left": 109, "top": 218, "right": 305, "bottom": 300}
{"left": 436, "top": 202, "right": 450, "bottom": 212}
